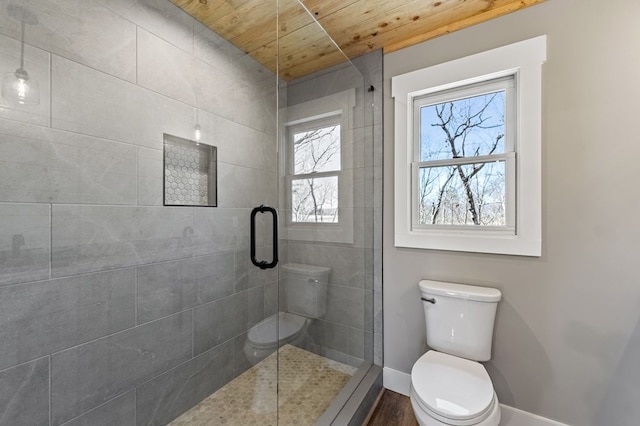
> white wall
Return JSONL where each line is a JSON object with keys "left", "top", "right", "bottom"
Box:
{"left": 383, "top": 1, "right": 640, "bottom": 425}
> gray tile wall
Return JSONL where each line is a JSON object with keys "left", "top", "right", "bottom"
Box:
{"left": 282, "top": 50, "right": 383, "bottom": 367}
{"left": 0, "top": 0, "right": 277, "bottom": 424}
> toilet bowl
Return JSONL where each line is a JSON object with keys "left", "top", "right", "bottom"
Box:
{"left": 410, "top": 351, "right": 500, "bottom": 426}
{"left": 411, "top": 280, "right": 502, "bottom": 426}
{"left": 244, "top": 311, "right": 308, "bottom": 365}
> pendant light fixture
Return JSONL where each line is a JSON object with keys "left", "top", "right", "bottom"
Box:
{"left": 1, "top": 5, "right": 39, "bottom": 106}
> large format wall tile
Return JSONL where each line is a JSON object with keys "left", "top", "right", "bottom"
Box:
{"left": 0, "top": 34, "right": 50, "bottom": 126}
{"left": 0, "top": 118, "right": 138, "bottom": 205}
{"left": 51, "top": 311, "right": 192, "bottom": 425}
{"left": 61, "top": 391, "right": 135, "bottom": 426}
{"left": 0, "top": 0, "right": 136, "bottom": 82}
{"left": 51, "top": 55, "right": 194, "bottom": 150}
{"left": 193, "top": 287, "right": 264, "bottom": 356}
{"left": 323, "top": 284, "right": 365, "bottom": 330}
{"left": 137, "top": 28, "right": 197, "bottom": 106}
{"left": 0, "top": 203, "right": 49, "bottom": 286}
{"left": 137, "top": 147, "right": 163, "bottom": 206}
{"left": 136, "top": 341, "right": 234, "bottom": 426}
{"left": 192, "top": 208, "right": 250, "bottom": 255}
{"left": 137, "top": 252, "right": 235, "bottom": 324}
{"left": 217, "top": 163, "right": 277, "bottom": 208}
{"left": 98, "top": 0, "right": 194, "bottom": 54}
{"left": 0, "top": 357, "right": 49, "bottom": 426}
{"left": 51, "top": 205, "right": 195, "bottom": 277}
{"left": 198, "top": 111, "right": 277, "bottom": 172}
{"left": 0, "top": 269, "right": 135, "bottom": 371}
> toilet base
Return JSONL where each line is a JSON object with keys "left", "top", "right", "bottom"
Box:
{"left": 410, "top": 385, "right": 500, "bottom": 426}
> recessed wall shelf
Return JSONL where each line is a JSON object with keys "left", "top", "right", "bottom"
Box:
{"left": 163, "top": 133, "right": 217, "bottom": 207}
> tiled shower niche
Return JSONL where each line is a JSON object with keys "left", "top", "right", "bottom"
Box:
{"left": 164, "top": 133, "right": 217, "bottom": 207}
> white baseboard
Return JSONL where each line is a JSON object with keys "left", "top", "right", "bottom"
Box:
{"left": 382, "top": 367, "right": 569, "bottom": 426}
{"left": 382, "top": 367, "right": 411, "bottom": 396}
{"left": 500, "top": 405, "right": 570, "bottom": 426}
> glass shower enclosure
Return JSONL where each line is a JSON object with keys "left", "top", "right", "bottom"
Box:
{"left": 0, "top": 0, "right": 380, "bottom": 424}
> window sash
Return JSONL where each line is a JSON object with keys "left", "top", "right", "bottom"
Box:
{"left": 411, "top": 152, "right": 516, "bottom": 230}
{"left": 413, "top": 75, "right": 516, "bottom": 160}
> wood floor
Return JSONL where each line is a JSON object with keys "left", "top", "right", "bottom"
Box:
{"left": 364, "top": 390, "right": 419, "bottom": 426}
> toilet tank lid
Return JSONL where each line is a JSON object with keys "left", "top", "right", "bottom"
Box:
{"left": 281, "top": 263, "right": 331, "bottom": 276}
{"left": 419, "top": 280, "right": 501, "bottom": 302}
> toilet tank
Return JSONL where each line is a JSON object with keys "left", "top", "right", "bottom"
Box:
{"left": 419, "top": 280, "right": 501, "bottom": 362}
{"left": 282, "top": 263, "right": 331, "bottom": 318}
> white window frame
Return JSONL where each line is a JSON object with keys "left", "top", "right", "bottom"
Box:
{"left": 280, "top": 89, "right": 355, "bottom": 244}
{"left": 392, "top": 36, "right": 546, "bottom": 256}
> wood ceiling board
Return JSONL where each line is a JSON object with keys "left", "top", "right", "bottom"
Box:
{"left": 173, "top": 0, "right": 548, "bottom": 80}
{"left": 383, "top": 0, "right": 547, "bottom": 52}
{"left": 300, "top": 0, "right": 361, "bottom": 20}
{"left": 319, "top": 0, "right": 512, "bottom": 54}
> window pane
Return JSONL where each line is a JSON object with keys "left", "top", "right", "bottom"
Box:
{"left": 291, "top": 176, "right": 339, "bottom": 223}
{"left": 420, "top": 91, "right": 505, "bottom": 161}
{"left": 293, "top": 124, "right": 341, "bottom": 174}
{"left": 418, "top": 161, "right": 506, "bottom": 226}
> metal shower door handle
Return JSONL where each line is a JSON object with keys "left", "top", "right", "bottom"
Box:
{"left": 250, "top": 205, "right": 278, "bottom": 270}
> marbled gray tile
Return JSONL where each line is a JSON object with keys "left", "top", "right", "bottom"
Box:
{"left": 98, "top": 0, "right": 194, "bottom": 54}
{"left": 137, "top": 28, "right": 197, "bottom": 106}
{"left": 0, "top": 33, "right": 50, "bottom": 126}
{"left": 136, "top": 340, "right": 234, "bottom": 426}
{"left": 51, "top": 205, "right": 195, "bottom": 277}
{"left": 51, "top": 311, "right": 192, "bottom": 425}
{"left": 193, "top": 287, "right": 264, "bottom": 356}
{"left": 137, "top": 147, "right": 163, "bottom": 206}
{"left": 61, "top": 391, "right": 135, "bottom": 426}
{"left": 197, "top": 111, "right": 277, "bottom": 172}
{"left": 137, "top": 252, "right": 234, "bottom": 324}
{"left": 51, "top": 55, "right": 194, "bottom": 150}
{"left": 323, "top": 284, "right": 365, "bottom": 329}
{"left": 0, "top": 268, "right": 135, "bottom": 371}
{"left": 0, "top": 357, "right": 49, "bottom": 426}
{"left": 193, "top": 21, "right": 243, "bottom": 79}
{"left": 192, "top": 208, "right": 250, "bottom": 255}
{"left": 0, "top": 0, "right": 136, "bottom": 82}
{"left": 217, "top": 163, "right": 277, "bottom": 208}
{"left": 234, "top": 248, "right": 278, "bottom": 292}
{"left": 0, "top": 118, "right": 138, "bottom": 205}
{"left": 231, "top": 79, "right": 278, "bottom": 135}
{"left": 308, "top": 319, "right": 349, "bottom": 361}
{"left": 0, "top": 203, "right": 49, "bottom": 286}
{"left": 194, "top": 252, "right": 235, "bottom": 304}
{"left": 348, "top": 327, "right": 365, "bottom": 360}
{"left": 232, "top": 331, "right": 253, "bottom": 375}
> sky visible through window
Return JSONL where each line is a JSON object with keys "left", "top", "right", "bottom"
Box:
{"left": 418, "top": 91, "right": 507, "bottom": 226}
{"left": 291, "top": 124, "right": 341, "bottom": 223}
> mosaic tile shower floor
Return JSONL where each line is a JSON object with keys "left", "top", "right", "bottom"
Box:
{"left": 169, "top": 344, "right": 356, "bottom": 425}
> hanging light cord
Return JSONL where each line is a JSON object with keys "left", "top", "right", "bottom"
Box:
{"left": 18, "top": 14, "right": 25, "bottom": 71}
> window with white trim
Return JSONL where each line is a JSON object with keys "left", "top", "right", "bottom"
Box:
{"left": 392, "top": 36, "right": 546, "bottom": 256}
{"left": 281, "top": 89, "right": 355, "bottom": 243}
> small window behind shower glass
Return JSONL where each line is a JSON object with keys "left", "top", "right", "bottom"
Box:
{"left": 163, "top": 133, "right": 217, "bottom": 207}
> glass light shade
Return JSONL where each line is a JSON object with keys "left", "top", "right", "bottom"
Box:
{"left": 2, "top": 68, "right": 40, "bottom": 105}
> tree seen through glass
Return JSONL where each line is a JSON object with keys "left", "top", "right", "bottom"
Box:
{"left": 291, "top": 124, "right": 341, "bottom": 223}
{"left": 419, "top": 91, "right": 507, "bottom": 226}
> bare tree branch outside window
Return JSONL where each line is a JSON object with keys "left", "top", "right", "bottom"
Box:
{"left": 291, "top": 123, "right": 341, "bottom": 223}
{"left": 418, "top": 91, "right": 506, "bottom": 226}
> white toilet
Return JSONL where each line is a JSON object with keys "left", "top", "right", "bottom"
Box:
{"left": 244, "top": 263, "right": 331, "bottom": 364}
{"left": 410, "top": 280, "right": 502, "bottom": 426}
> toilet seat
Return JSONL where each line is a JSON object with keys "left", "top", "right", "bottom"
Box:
{"left": 411, "top": 351, "right": 496, "bottom": 425}
{"left": 247, "top": 312, "right": 307, "bottom": 349}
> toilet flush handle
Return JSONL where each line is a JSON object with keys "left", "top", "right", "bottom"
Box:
{"left": 421, "top": 297, "right": 436, "bottom": 304}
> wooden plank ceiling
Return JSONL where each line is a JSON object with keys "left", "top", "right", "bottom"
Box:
{"left": 171, "top": 0, "right": 546, "bottom": 80}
